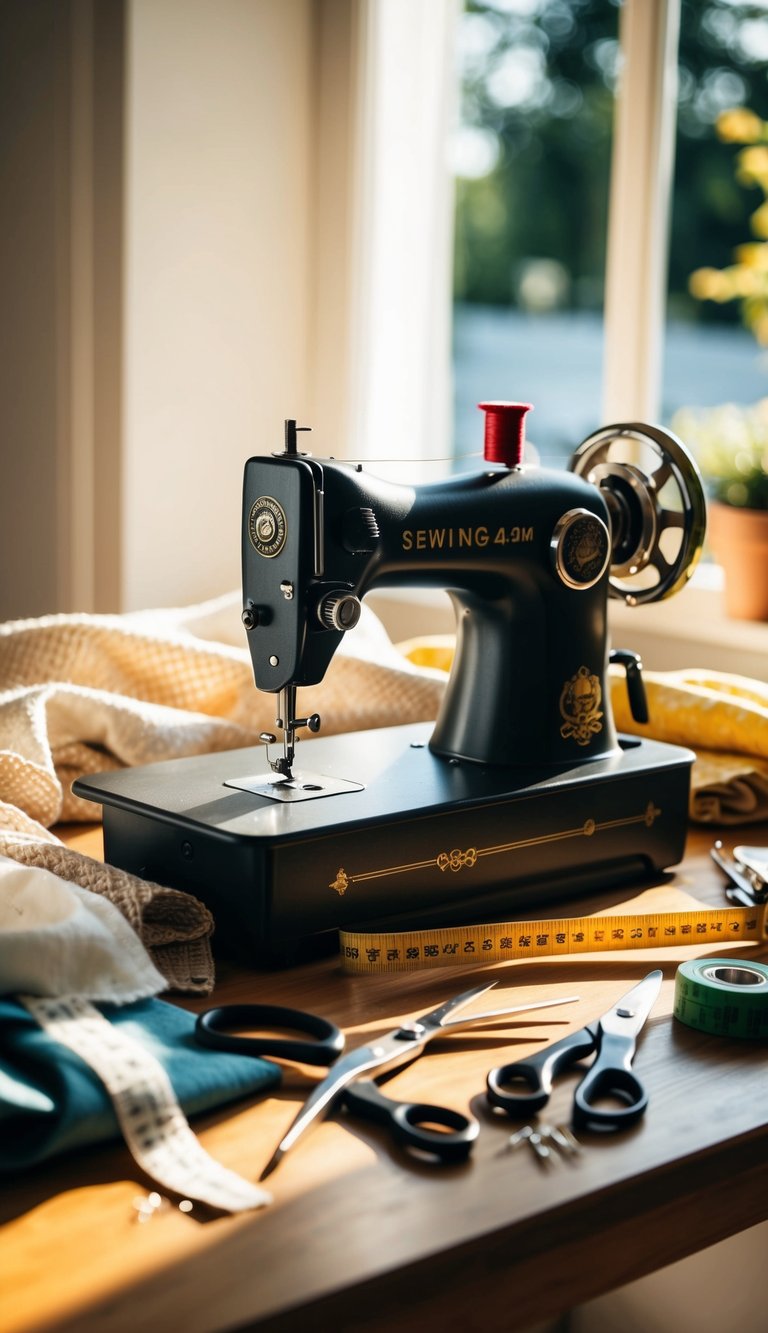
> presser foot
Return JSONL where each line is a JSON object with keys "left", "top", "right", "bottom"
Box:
{"left": 223, "top": 770, "right": 365, "bottom": 803}
{"left": 229, "top": 692, "right": 364, "bottom": 800}
{"left": 258, "top": 686, "right": 325, "bottom": 786}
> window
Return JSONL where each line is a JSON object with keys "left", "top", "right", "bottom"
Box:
{"left": 662, "top": 1, "right": 768, "bottom": 421}
{"left": 451, "top": 0, "right": 768, "bottom": 456}
{"left": 366, "top": 0, "right": 768, "bottom": 671}
{"left": 452, "top": 0, "right": 619, "bottom": 464}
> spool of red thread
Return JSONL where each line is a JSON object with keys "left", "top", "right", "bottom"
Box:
{"left": 478, "top": 401, "right": 532, "bottom": 467}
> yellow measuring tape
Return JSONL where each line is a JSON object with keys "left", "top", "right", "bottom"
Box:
{"left": 340, "top": 901, "right": 768, "bottom": 974}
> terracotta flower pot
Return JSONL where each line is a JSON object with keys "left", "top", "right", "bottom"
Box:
{"left": 707, "top": 499, "right": 768, "bottom": 621}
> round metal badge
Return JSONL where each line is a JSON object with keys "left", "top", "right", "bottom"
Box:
{"left": 248, "top": 496, "right": 287, "bottom": 558}
{"left": 550, "top": 508, "right": 610, "bottom": 590}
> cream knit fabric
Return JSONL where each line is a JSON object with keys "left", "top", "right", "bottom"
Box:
{"left": 0, "top": 593, "right": 447, "bottom": 990}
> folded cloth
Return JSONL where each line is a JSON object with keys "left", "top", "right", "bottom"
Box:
{"left": 0, "top": 593, "right": 446, "bottom": 989}
{"left": 0, "top": 995, "right": 279, "bottom": 1172}
{"left": 0, "top": 853, "right": 166, "bottom": 1003}
{"left": 397, "top": 637, "right": 768, "bottom": 827}
{"left": 0, "top": 855, "right": 277, "bottom": 1200}
{"left": 0, "top": 834, "right": 214, "bottom": 994}
{"left": 687, "top": 752, "right": 768, "bottom": 824}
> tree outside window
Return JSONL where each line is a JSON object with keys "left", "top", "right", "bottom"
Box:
{"left": 452, "top": 0, "right": 768, "bottom": 467}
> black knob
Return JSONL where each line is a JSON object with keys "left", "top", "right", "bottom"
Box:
{"left": 242, "top": 603, "right": 271, "bottom": 630}
{"left": 343, "top": 506, "right": 380, "bottom": 554}
{"left": 319, "top": 591, "right": 362, "bottom": 632}
{"left": 609, "top": 648, "right": 649, "bottom": 724}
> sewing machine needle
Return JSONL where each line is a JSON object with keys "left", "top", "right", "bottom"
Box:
{"left": 275, "top": 685, "right": 297, "bottom": 778}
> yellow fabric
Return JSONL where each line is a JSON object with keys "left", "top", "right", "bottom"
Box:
{"left": 610, "top": 667, "right": 768, "bottom": 825}
{"left": 401, "top": 636, "right": 456, "bottom": 675}
{"left": 397, "top": 637, "right": 768, "bottom": 826}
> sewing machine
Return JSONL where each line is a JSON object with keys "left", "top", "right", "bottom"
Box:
{"left": 75, "top": 404, "right": 706, "bottom": 962}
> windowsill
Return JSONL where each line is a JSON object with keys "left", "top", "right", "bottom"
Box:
{"left": 367, "top": 564, "right": 768, "bottom": 679}
{"left": 607, "top": 563, "right": 768, "bottom": 663}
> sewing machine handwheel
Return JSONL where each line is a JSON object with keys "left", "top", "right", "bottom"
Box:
{"left": 570, "top": 423, "right": 706, "bottom": 605}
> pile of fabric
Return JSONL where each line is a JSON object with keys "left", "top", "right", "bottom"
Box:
{"left": 0, "top": 593, "right": 446, "bottom": 993}
{"left": 0, "top": 595, "right": 446, "bottom": 1194}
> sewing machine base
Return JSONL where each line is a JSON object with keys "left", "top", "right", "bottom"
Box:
{"left": 74, "top": 724, "right": 694, "bottom": 964}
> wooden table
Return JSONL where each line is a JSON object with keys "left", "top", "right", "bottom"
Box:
{"left": 3, "top": 822, "right": 768, "bottom": 1333}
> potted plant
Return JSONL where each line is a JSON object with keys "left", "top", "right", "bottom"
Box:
{"left": 672, "top": 401, "right": 768, "bottom": 619}
{"left": 679, "top": 108, "right": 768, "bottom": 621}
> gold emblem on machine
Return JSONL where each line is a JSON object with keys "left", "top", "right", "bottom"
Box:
{"left": 329, "top": 869, "right": 349, "bottom": 896}
{"left": 436, "top": 847, "right": 478, "bottom": 872}
{"left": 559, "top": 666, "right": 603, "bottom": 746}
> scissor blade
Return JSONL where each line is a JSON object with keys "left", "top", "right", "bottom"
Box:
{"left": 439, "top": 995, "right": 580, "bottom": 1031}
{"left": 598, "top": 969, "right": 663, "bottom": 1041}
{"left": 412, "top": 981, "right": 498, "bottom": 1033}
{"left": 259, "top": 1042, "right": 396, "bottom": 1179}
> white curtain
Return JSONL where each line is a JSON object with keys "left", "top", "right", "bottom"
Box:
{"left": 347, "top": 0, "right": 459, "bottom": 478}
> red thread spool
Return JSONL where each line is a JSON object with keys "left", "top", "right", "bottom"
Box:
{"left": 478, "top": 401, "right": 532, "bottom": 467}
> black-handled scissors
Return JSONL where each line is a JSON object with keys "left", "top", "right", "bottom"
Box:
{"left": 196, "top": 1003, "right": 473, "bottom": 1166}
{"left": 486, "top": 970, "right": 662, "bottom": 1133}
{"left": 197, "top": 985, "right": 579, "bottom": 1176}
{"left": 197, "top": 1004, "right": 345, "bottom": 1065}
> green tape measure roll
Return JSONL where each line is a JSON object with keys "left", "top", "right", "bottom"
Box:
{"left": 674, "top": 958, "right": 768, "bottom": 1040}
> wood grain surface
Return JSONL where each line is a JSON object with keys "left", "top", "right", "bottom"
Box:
{"left": 2, "top": 821, "right": 767, "bottom": 1333}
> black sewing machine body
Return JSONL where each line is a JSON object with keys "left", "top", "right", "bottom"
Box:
{"left": 75, "top": 415, "right": 705, "bottom": 963}
{"left": 242, "top": 453, "right": 619, "bottom": 769}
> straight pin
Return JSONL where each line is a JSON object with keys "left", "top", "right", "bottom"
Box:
{"left": 505, "top": 1125, "right": 534, "bottom": 1151}
{"left": 544, "top": 1124, "right": 581, "bottom": 1157}
{"left": 527, "top": 1131, "right": 551, "bottom": 1162}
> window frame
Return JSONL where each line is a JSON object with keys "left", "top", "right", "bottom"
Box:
{"left": 603, "top": 0, "right": 681, "bottom": 421}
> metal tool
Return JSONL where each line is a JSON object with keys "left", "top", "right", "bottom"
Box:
{"left": 74, "top": 407, "right": 706, "bottom": 964}
{"left": 505, "top": 1122, "right": 581, "bottom": 1162}
{"left": 711, "top": 841, "right": 768, "bottom": 906}
{"left": 735, "top": 846, "right": 768, "bottom": 890}
{"left": 197, "top": 984, "right": 579, "bottom": 1179}
{"left": 486, "top": 970, "right": 663, "bottom": 1132}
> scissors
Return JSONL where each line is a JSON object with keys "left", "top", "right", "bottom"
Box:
{"left": 486, "top": 970, "right": 663, "bottom": 1133}
{"left": 196, "top": 983, "right": 579, "bottom": 1177}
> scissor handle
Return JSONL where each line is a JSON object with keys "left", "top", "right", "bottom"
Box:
{"left": 195, "top": 1004, "right": 345, "bottom": 1067}
{"left": 486, "top": 1026, "right": 598, "bottom": 1118}
{"left": 571, "top": 1033, "right": 648, "bottom": 1132}
{"left": 343, "top": 1081, "right": 478, "bottom": 1164}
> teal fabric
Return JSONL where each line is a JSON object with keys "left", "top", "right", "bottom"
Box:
{"left": 0, "top": 996, "right": 280, "bottom": 1171}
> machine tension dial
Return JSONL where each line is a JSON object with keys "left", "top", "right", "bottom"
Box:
{"left": 318, "top": 591, "right": 363, "bottom": 632}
